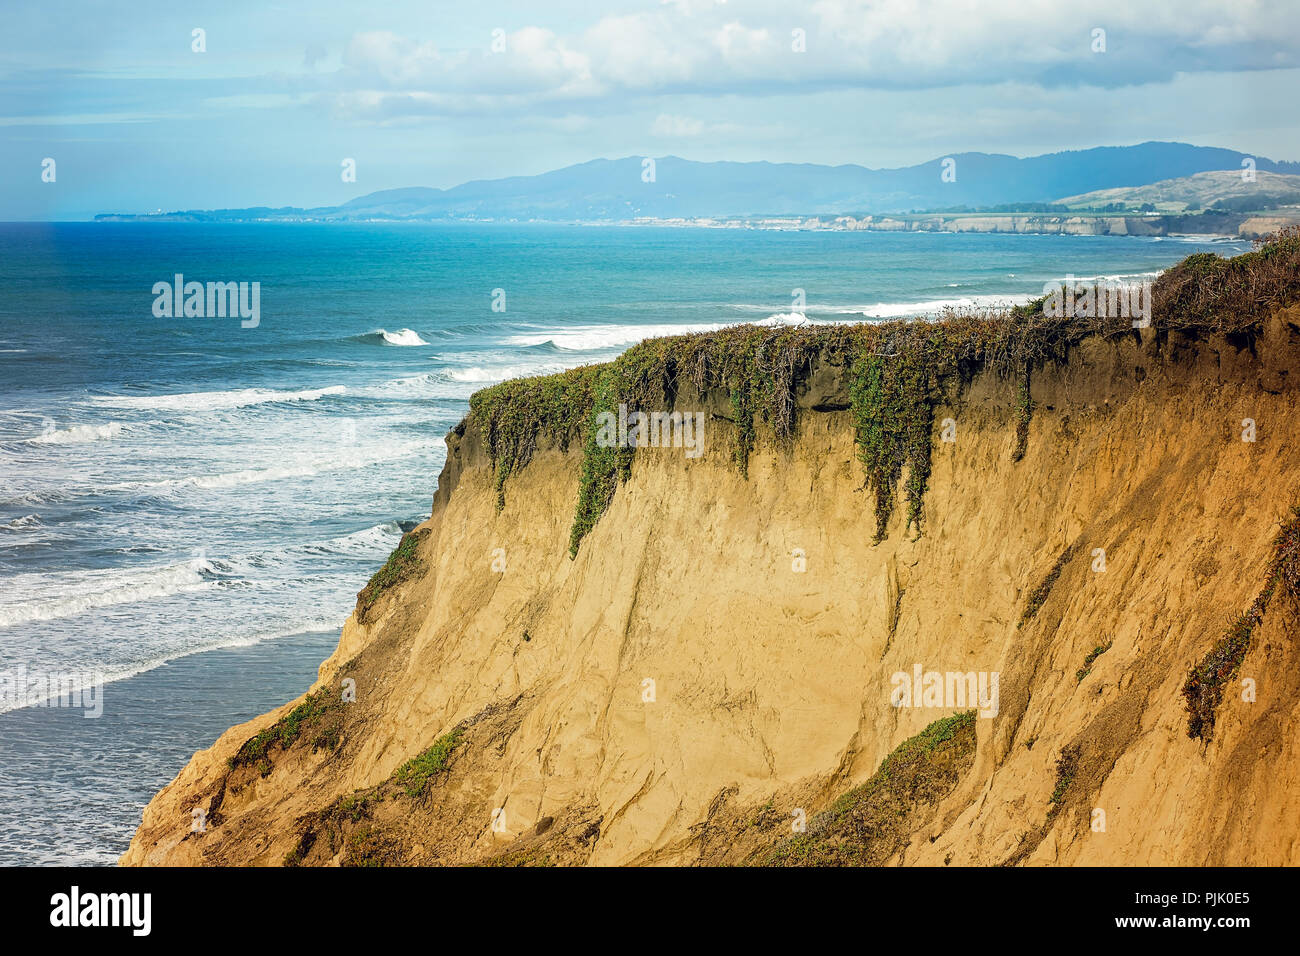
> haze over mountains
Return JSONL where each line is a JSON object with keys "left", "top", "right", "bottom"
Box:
{"left": 97, "top": 142, "right": 1300, "bottom": 223}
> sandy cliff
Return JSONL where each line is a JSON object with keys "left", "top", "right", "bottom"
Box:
{"left": 123, "top": 237, "right": 1300, "bottom": 866}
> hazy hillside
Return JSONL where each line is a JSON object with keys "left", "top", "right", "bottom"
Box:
{"left": 96, "top": 142, "right": 1300, "bottom": 222}
{"left": 1060, "top": 170, "right": 1300, "bottom": 213}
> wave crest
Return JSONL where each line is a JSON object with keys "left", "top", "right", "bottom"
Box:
{"left": 92, "top": 385, "right": 345, "bottom": 412}
{"left": 28, "top": 422, "right": 125, "bottom": 445}
{"left": 0, "top": 558, "right": 216, "bottom": 628}
{"left": 352, "top": 328, "right": 430, "bottom": 347}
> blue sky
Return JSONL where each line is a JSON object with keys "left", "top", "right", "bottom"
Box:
{"left": 3, "top": 0, "right": 1300, "bottom": 219}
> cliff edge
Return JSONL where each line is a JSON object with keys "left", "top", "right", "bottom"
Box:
{"left": 123, "top": 232, "right": 1300, "bottom": 865}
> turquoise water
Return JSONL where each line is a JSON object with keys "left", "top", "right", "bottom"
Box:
{"left": 0, "top": 222, "right": 1248, "bottom": 863}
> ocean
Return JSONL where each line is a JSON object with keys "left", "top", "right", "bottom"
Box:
{"left": 0, "top": 222, "right": 1249, "bottom": 864}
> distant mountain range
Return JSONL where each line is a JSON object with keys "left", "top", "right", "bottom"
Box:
{"left": 95, "top": 142, "right": 1300, "bottom": 223}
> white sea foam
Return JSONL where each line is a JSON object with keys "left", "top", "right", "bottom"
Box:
{"left": 1, "top": 442, "right": 431, "bottom": 509}
{"left": 753, "top": 312, "right": 836, "bottom": 326}
{"left": 379, "top": 328, "right": 430, "bottom": 346}
{"left": 322, "top": 520, "right": 404, "bottom": 550}
{"left": 0, "top": 488, "right": 74, "bottom": 507}
{"left": 501, "top": 314, "right": 857, "bottom": 352}
{"left": 101, "top": 442, "right": 429, "bottom": 494}
{"left": 835, "top": 293, "right": 1034, "bottom": 319}
{"left": 92, "top": 385, "right": 346, "bottom": 412}
{"left": 216, "top": 521, "right": 405, "bottom": 575}
{"left": 443, "top": 363, "right": 567, "bottom": 383}
{"left": 0, "top": 558, "right": 217, "bottom": 628}
{"left": 0, "top": 514, "right": 41, "bottom": 532}
{"left": 358, "top": 374, "right": 445, "bottom": 397}
{"left": 504, "top": 323, "right": 728, "bottom": 350}
{"left": 28, "top": 421, "right": 126, "bottom": 445}
{"left": 1045, "top": 271, "right": 1161, "bottom": 283}
{"left": 0, "top": 519, "right": 407, "bottom": 633}
{"left": 291, "top": 521, "right": 405, "bottom": 559}
{"left": 726, "top": 304, "right": 856, "bottom": 319}
{"left": 1155, "top": 234, "right": 1250, "bottom": 244}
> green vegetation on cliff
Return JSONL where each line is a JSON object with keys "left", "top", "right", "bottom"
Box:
{"left": 1075, "top": 640, "right": 1114, "bottom": 684}
{"left": 1047, "top": 743, "right": 1082, "bottom": 819}
{"left": 356, "top": 528, "right": 430, "bottom": 622}
{"left": 393, "top": 729, "right": 463, "bottom": 796}
{"left": 466, "top": 229, "right": 1300, "bottom": 558}
{"left": 1184, "top": 506, "right": 1300, "bottom": 741}
{"left": 229, "top": 687, "right": 343, "bottom": 775}
{"left": 281, "top": 719, "right": 476, "bottom": 866}
{"left": 751, "top": 711, "right": 977, "bottom": 866}
{"left": 470, "top": 366, "right": 601, "bottom": 511}
{"left": 1020, "top": 544, "right": 1077, "bottom": 627}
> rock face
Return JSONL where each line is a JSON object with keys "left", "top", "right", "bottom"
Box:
{"left": 860, "top": 213, "right": 1283, "bottom": 237}
{"left": 123, "top": 308, "right": 1300, "bottom": 867}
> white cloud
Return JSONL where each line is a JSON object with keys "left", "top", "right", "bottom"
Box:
{"left": 583, "top": 14, "right": 699, "bottom": 89}
{"left": 713, "top": 22, "right": 775, "bottom": 61}
{"left": 326, "top": 1, "right": 1300, "bottom": 121}
{"left": 652, "top": 113, "right": 706, "bottom": 136}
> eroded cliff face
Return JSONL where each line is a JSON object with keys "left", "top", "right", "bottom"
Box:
{"left": 123, "top": 308, "right": 1300, "bottom": 866}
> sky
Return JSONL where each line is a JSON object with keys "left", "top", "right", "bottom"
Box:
{"left": 3, "top": 0, "right": 1300, "bottom": 219}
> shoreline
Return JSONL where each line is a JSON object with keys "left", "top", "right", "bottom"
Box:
{"left": 0, "top": 627, "right": 338, "bottom": 865}
{"left": 84, "top": 215, "right": 1296, "bottom": 240}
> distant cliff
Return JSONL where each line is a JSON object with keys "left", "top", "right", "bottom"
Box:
{"left": 825, "top": 211, "right": 1256, "bottom": 237}
{"left": 124, "top": 231, "right": 1300, "bottom": 866}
